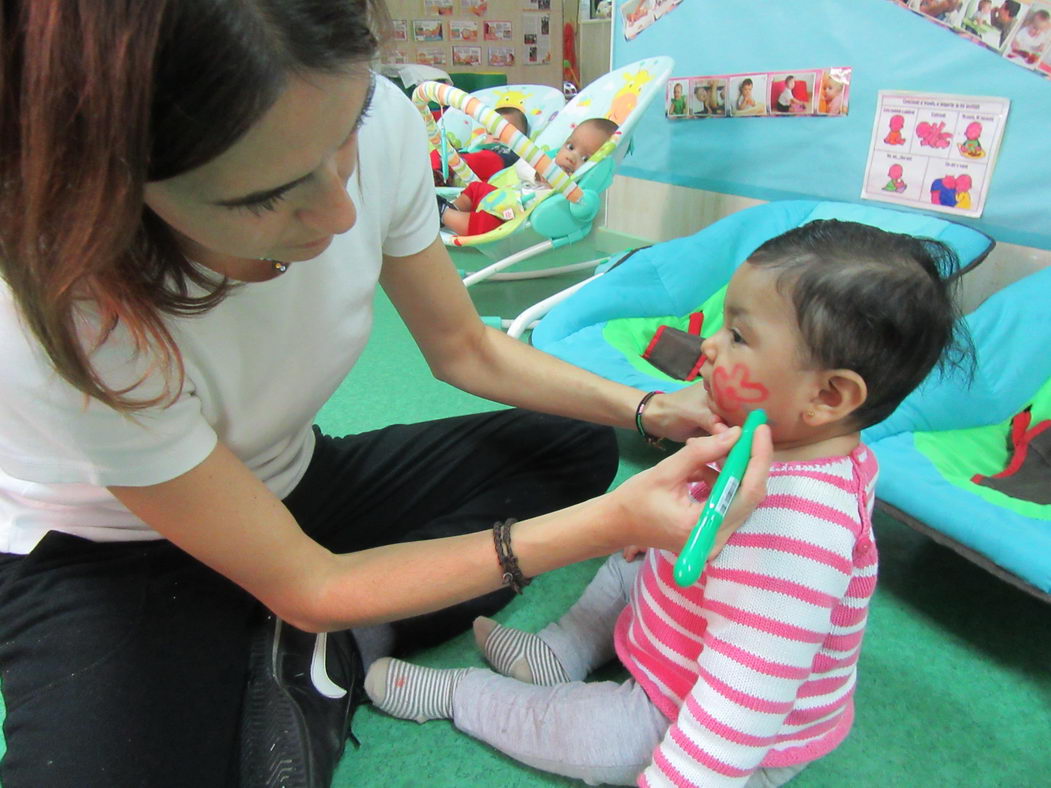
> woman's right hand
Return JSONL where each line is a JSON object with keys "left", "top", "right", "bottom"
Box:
{"left": 603, "top": 424, "right": 773, "bottom": 557}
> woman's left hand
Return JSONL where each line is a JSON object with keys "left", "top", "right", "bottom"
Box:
{"left": 638, "top": 385, "right": 727, "bottom": 443}
{"left": 603, "top": 424, "right": 773, "bottom": 555}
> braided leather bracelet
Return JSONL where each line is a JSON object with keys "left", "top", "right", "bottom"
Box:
{"left": 492, "top": 518, "right": 531, "bottom": 594}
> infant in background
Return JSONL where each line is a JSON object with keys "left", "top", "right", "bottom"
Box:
{"left": 437, "top": 117, "right": 617, "bottom": 237}
{"left": 431, "top": 105, "right": 530, "bottom": 186}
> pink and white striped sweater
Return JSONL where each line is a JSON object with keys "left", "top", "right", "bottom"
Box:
{"left": 615, "top": 445, "right": 879, "bottom": 788}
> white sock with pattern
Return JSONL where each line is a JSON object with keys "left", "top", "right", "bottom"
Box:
{"left": 473, "top": 616, "right": 570, "bottom": 685}
{"left": 364, "top": 657, "right": 467, "bottom": 723}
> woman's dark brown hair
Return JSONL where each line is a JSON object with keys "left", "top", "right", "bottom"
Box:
{"left": 0, "top": 0, "right": 387, "bottom": 410}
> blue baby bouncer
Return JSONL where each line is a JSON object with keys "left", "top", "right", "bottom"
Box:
{"left": 529, "top": 200, "right": 1051, "bottom": 600}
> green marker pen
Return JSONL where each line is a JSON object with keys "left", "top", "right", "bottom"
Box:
{"left": 673, "top": 408, "right": 767, "bottom": 587}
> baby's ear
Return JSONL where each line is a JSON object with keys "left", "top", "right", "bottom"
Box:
{"left": 808, "top": 370, "right": 867, "bottom": 425}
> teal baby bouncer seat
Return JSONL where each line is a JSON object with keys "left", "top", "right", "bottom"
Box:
{"left": 861, "top": 265, "right": 1051, "bottom": 601}
{"left": 431, "top": 83, "right": 566, "bottom": 154}
{"left": 414, "top": 56, "right": 675, "bottom": 292}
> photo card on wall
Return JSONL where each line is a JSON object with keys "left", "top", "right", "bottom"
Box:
{"left": 484, "top": 20, "right": 513, "bottom": 40}
{"left": 413, "top": 19, "right": 445, "bottom": 41}
{"left": 453, "top": 45, "right": 483, "bottom": 66}
{"left": 416, "top": 46, "right": 449, "bottom": 66}
{"left": 424, "top": 0, "right": 454, "bottom": 16}
{"left": 665, "top": 68, "right": 851, "bottom": 119}
{"left": 450, "top": 19, "right": 480, "bottom": 40}
{"left": 769, "top": 71, "right": 816, "bottom": 115}
{"left": 488, "top": 46, "right": 516, "bottom": 66}
{"left": 893, "top": 0, "right": 1051, "bottom": 80}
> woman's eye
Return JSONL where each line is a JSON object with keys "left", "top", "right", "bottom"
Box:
{"left": 236, "top": 191, "right": 289, "bottom": 217}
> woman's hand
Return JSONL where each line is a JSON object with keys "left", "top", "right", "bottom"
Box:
{"left": 603, "top": 424, "right": 773, "bottom": 557}
{"left": 638, "top": 385, "right": 728, "bottom": 443}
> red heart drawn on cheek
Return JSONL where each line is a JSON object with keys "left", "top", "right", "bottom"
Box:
{"left": 711, "top": 364, "right": 769, "bottom": 412}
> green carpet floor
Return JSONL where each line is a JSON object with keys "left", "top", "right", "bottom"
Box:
{"left": 3, "top": 249, "right": 1048, "bottom": 786}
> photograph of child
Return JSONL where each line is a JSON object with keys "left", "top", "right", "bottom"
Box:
{"left": 652, "top": 0, "right": 683, "bottom": 20}
{"left": 913, "top": 0, "right": 966, "bottom": 27}
{"left": 960, "top": 0, "right": 996, "bottom": 37}
{"left": 729, "top": 74, "right": 767, "bottom": 116}
{"left": 917, "top": 0, "right": 1023, "bottom": 51}
{"left": 1005, "top": 5, "right": 1051, "bottom": 64}
{"left": 705, "top": 78, "right": 727, "bottom": 115}
{"left": 1041, "top": 34, "right": 1051, "bottom": 73}
{"left": 818, "top": 68, "right": 850, "bottom": 115}
{"left": 689, "top": 78, "right": 727, "bottom": 117}
{"left": 991, "top": 1, "right": 1023, "bottom": 48}
{"left": 689, "top": 81, "right": 711, "bottom": 116}
{"left": 770, "top": 73, "right": 814, "bottom": 114}
{"left": 666, "top": 80, "right": 689, "bottom": 117}
{"left": 621, "top": 0, "right": 653, "bottom": 40}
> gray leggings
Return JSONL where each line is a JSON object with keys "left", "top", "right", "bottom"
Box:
{"left": 451, "top": 553, "right": 809, "bottom": 786}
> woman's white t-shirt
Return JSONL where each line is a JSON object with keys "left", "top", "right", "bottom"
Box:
{"left": 0, "top": 76, "right": 437, "bottom": 553}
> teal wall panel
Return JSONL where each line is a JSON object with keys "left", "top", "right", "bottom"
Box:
{"left": 612, "top": 0, "right": 1051, "bottom": 250}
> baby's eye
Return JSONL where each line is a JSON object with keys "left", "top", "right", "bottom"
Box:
{"left": 729, "top": 328, "right": 745, "bottom": 345}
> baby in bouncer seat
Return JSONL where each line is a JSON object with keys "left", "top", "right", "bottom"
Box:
{"left": 437, "top": 117, "right": 618, "bottom": 237}
{"left": 430, "top": 106, "right": 530, "bottom": 186}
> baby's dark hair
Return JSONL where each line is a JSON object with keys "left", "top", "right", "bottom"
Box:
{"left": 747, "top": 219, "right": 974, "bottom": 428}
{"left": 577, "top": 117, "right": 619, "bottom": 138}
{"left": 495, "top": 106, "right": 529, "bottom": 136}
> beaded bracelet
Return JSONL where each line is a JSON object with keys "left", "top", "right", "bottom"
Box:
{"left": 492, "top": 518, "right": 531, "bottom": 594}
{"left": 634, "top": 390, "right": 666, "bottom": 449}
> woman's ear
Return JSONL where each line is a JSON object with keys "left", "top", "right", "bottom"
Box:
{"left": 805, "top": 370, "right": 867, "bottom": 426}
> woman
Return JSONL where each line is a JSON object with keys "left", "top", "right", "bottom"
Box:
{"left": 0, "top": 1, "right": 771, "bottom": 786}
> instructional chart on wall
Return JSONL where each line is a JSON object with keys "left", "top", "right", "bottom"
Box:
{"left": 861, "top": 90, "right": 1010, "bottom": 218}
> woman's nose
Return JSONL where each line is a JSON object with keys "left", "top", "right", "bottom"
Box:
{"left": 298, "top": 166, "right": 356, "bottom": 236}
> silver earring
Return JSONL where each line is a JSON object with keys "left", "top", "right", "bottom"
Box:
{"left": 262, "top": 257, "right": 288, "bottom": 273}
